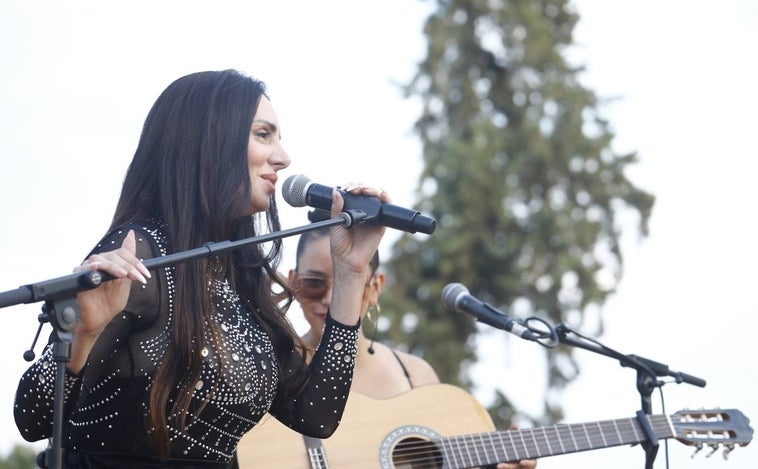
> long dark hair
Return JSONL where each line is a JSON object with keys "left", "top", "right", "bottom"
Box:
{"left": 111, "top": 69, "right": 301, "bottom": 456}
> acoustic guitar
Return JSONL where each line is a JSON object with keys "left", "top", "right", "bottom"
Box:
{"left": 236, "top": 383, "right": 752, "bottom": 469}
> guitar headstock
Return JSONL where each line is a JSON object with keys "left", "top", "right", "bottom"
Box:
{"left": 672, "top": 408, "right": 753, "bottom": 459}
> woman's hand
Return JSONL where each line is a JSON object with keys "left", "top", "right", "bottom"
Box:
{"left": 497, "top": 459, "right": 537, "bottom": 469}
{"left": 327, "top": 184, "right": 388, "bottom": 325}
{"left": 328, "top": 184, "right": 388, "bottom": 275}
{"left": 68, "top": 230, "right": 150, "bottom": 372}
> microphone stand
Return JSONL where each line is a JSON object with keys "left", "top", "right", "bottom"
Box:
{"left": 0, "top": 211, "right": 361, "bottom": 469}
{"left": 553, "top": 323, "right": 706, "bottom": 469}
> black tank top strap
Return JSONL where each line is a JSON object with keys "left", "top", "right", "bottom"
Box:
{"left": 390, "top": 349, "right": 413, "bottom": 388}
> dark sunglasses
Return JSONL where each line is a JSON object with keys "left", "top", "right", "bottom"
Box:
{"left": 293, "top": 274, "right": 331, "bottom": 301}
{"left": 293, "top": 273, "right": 375, "bottom": 301}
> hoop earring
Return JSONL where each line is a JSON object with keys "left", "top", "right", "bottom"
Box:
{"left": 366, "top": 304, "right": 381, "bottom": 354}
{"left": 366, "top": 304, "right": 380, "bottom": 324}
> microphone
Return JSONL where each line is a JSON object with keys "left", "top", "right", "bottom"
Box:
{"left": 282, "top": 174, "right": 436, "bottom": 234}
{"left": 441, "top": 282, "right": 537, "bottom": 341}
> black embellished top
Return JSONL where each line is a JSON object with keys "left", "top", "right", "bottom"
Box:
{"left": 13, "top": 222, "right": 359, "bottom": 467}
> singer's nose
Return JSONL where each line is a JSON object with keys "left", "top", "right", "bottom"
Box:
{"left": 270, "top": 142, "right": 290, "bottom": 171}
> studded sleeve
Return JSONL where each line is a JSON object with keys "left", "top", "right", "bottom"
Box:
{"left": 13, "top": 349, "right": 84, "bottom": 442}
{"left": 13, "top": 225, "right": 162, "bottom": 442}
{"left": 267, "top": 314, "right": 359, "bottom": 438}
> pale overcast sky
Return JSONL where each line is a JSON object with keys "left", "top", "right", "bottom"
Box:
{"left": 1, "top": 1, "right": 756, "bottom": 468}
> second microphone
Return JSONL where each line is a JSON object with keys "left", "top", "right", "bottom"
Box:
{"left": 442, "top": 282, "right": 537, "bottom": 342}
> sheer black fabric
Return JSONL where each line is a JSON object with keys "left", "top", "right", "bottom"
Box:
{"left": 14, "top": 221, "right": 359, "bottom": 467}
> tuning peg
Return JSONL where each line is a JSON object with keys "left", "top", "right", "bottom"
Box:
{"left": 723, "top": 444, "right": 735, "bottom": 460}
{"left": 705, "top": 444, "right": 720, "bottom": 458}
{"left": 690, "top": 444, "right": 702, "bottom": 459}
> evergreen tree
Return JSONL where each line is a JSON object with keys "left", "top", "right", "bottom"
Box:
{"left": 380, "top": 0, "right": 654, "bottom": 426}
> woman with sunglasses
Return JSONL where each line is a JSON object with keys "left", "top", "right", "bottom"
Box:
{"left": 290, "top": 223, "right": 439, "bottom": 396}
{"left": 286, "top": 217, "right": 537, "bottom": 469}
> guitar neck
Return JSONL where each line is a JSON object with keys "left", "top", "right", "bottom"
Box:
{"left": 436, "top": 414, "right": 674, "bottom": 466}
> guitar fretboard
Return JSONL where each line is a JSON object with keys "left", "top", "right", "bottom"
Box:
{"left": 304, "top": 434, "right": 329, "bottom": 469}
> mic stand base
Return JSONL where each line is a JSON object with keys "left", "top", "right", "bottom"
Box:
{"left": 36, "top": 297, "right": 78, "bottom": 469}
{"left": 637, "top": 369, "right": 660, "bottom": 469}
{"left": 636, "top": 410, "right": 659, "bottom": 469}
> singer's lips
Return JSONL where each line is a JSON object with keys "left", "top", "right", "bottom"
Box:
{"left": 261, "top": 174, "right": 278, "bottom": 185}
{"left": 261, "top": 174, "right": 278, "bottom": 192}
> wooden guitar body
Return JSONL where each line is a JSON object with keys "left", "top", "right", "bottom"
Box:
{"left": 237, "top": 384, "right": 495, "bottom": 468}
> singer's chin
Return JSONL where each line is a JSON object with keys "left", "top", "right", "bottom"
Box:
{"left": 247, "top": 195, "right": 272, "bottom": 215}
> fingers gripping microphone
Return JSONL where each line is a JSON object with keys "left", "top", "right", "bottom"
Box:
{"left": 282, "top": 174, "right": 436, "bottom": 234}
{"left": 441, "top": 282, "right": 537, "bottom": 341}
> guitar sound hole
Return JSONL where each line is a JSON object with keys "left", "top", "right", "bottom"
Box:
{"left": 391, "top": 437, "right": 443, "bottom": 469}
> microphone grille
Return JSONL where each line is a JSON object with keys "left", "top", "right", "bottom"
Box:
{"left": 441, "top": 282, "right": 468, "bottom": 310}
{"left": 282, "top": 174, "right": 311, "bottom": 208}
